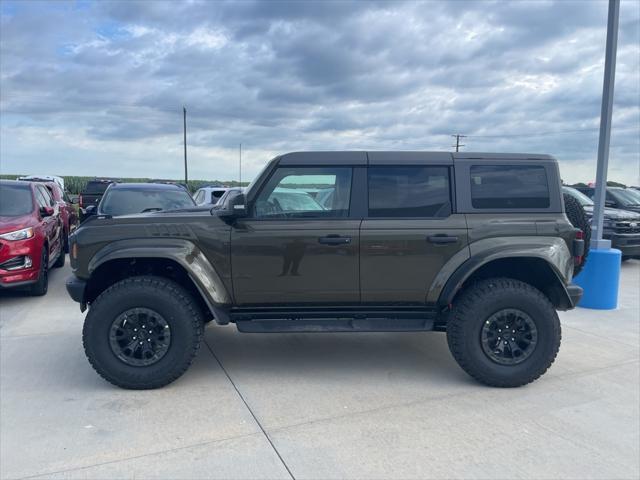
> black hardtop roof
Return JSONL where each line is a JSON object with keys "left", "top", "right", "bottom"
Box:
{"left": 108, "top": 182, "right": 187, "bottom": 191}
{"left": 277, "top": 151, "right": 555, "bottom": 166}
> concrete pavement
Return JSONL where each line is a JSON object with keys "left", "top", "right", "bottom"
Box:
{"left": 1, "top": 261, "right": 638, "bottom": 479}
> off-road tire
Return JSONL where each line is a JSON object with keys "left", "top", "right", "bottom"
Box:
{"left": 447, "top": 278, "right": 561, "bottom": 388}
{"left": 53, "top": 249, "right": 65, "bottom": 268}
{"left": 563, "top": 193, "right": 591, "bottom": 276}
{"left": 29, "top": 249, "right": 48, "bottom": 296}
{"left": 83, "top": 276, "right": 204, "bottom": 389}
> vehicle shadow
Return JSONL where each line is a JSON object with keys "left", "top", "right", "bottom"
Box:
{"left": 203, "top": 325, "right": 470, "bottom": 385}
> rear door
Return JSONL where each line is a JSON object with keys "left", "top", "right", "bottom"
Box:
{"left": 360, "top": 157, "right": 469, "bottom": 303}
{"left": 231, "top": 162, "right": 361, "bottom": 305}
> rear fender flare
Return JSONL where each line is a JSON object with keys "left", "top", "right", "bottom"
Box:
{"left": 431, "top": 237, "right": 573, "bottom": 307}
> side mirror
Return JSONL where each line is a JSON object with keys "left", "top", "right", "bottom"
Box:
{"left": 219, "top": 193, "right": 247, "bottom": 219}
{"left": 85, "top": 205, "right": 96, "bottom": 216}
{"left": 40, "top": 206, "right": 54, "bottom": 217}
{"left": 71, "top": 196, "right": 79, "bottom": 205}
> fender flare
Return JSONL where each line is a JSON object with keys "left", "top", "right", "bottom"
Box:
{"left": 88, "top": 238, "right": 232, "bottom": 310}
{"left": 432, "top": 238, "right": 574, "bottom": 308}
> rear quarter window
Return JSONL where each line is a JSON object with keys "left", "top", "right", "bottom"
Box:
{"left": 470, "top": 165, "right": 549, "bottom": 209}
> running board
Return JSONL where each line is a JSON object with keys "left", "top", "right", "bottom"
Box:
{"left": 231, "top": 306, "right": 437, "bottom": 333}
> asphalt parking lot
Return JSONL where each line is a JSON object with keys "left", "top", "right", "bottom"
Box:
{"left": 1, "top": 261, "right": 638, "bottom": 480}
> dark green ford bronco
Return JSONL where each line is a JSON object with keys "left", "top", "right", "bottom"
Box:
{"left": 66, "top": 152, "right": 585, "bottom": 389}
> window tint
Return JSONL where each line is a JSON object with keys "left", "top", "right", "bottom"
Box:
{"left": 35, "top": 187, "right": 51, "bottom": 208}
{"left": 368, "top": 166, "right": 451, "bottom": 218}
{"left": 470, "top": 165, "right": 549, "bottom": 209}
{"left": 255, "top": 167, "right": 352, "bottom": 218}
{"left": 99, "top": 189, "right": 196, "bottom": 216}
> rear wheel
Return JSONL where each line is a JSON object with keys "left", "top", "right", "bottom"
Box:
{"left": 29, "top": 249, "right": 49, "bottom": 296}
{"left": 563, "top": 193, "right": 591, "bottom": 276}
{"left": 83, "top": 276, "right": 204, "bottom": 389}
{"left": 447, "top": 278, "right": 561, "bottom": 387}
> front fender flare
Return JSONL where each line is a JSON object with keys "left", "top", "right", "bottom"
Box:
{"left": 88, "top": 238, "right": 232, "bottom": 308}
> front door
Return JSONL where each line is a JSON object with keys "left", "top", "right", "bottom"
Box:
{"left": 360, "top": 165, "right": 469, "bottom": 303}
{"left": 231, "top": 166, "right": 359, "bottom": 305}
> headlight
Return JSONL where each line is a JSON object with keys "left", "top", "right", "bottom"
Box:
{"left": 0, "top": 227, "right": 34, "bottom": 241}
{"left": 602, "top": 219, "right": 614, "bottom": 229}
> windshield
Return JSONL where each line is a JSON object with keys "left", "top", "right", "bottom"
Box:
{"left": 0, "top": 185, "right": 34, "bottom": 216}
{"left": 84, "top": 181, "right": 112, "bottom": 195}
{"left": 99, "top": 189, "right": 195, "bottom": 216}
{"left": 609, "top": 188, "right": 640, "bottom": 207}
{"left": 622, "top": 188, "right": 640, "bottom": 204}
{"left": 563, "top": 187, "right": 593, "bottom": 206}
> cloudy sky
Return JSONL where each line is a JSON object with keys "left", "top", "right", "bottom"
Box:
{"left": 1, "top": 0, "right": 638, "bottom": 184}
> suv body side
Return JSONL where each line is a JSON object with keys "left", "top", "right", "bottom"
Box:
{"left": 68, "top": 151, "right": 580, "bottom": 320}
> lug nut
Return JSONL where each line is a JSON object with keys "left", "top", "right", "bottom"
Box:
{"left": 133, "top": 336, "right": 136, "bottom": 340}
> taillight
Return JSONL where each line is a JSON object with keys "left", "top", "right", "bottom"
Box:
{"left": 574, "top": 230, "right": 585, "bottom": 266}
{"left": 78, "top": 194, "right": 83, "bottom": 208}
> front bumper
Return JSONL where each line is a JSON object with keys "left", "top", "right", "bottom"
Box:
{"left": 66, "top": 275, "right": 87, "bottom": 303}
{"left": 0, "top": 238, "right": 41, "bottom": 287}
{"left": 606, "top": 232, "right": 640, "bottom": 258}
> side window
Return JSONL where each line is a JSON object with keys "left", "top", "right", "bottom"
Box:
{"left": 368, "top": 166, "right": 451, "bottom": 218}
{"left": 40, "top": 186, "right": 54, "bottom": 206}
{"left": 254, "top": 167, "right": 352, "bottom": 218}
{"left": 194, "top": 191, "right": 203, "bottom": 203}
{"left": 34, "top": 187, "right": 49, "bottom": 208}
{"left": 470, "top": 165, "right": 549, "bottom": 209}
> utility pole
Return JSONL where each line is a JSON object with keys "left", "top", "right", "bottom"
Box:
{"left": 183, "top": 106, "right": 188, "bottom": 186}
{"left": 239, "top": 143, "right": 242, "bottom": 185}
{"left": 451, "top": 134, "right": 466, "bottom": 152}
{"left": 591, "top": 0, "right": 620, "bottom": 249}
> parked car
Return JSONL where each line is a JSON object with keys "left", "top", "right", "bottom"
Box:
{"left": 573, "top": 186, "right": 640, "bottom": 214}
{"left": 0, "top": 180, "right": 65, "bottom": 295}
{"left": 84, "top": 182, "right": 196, "bottom": 219}
{"left": 211, "top": 188, "right": 244, "bottom": 210}
{"left": 18, "top": 174, "right": 65, "bottom": 191}
{"left": 41, "top": 182, "right": 78, "bottom": 253}
{"left": 79, "top": 179, "right": 116, "bottom": 222}
{"left": 193, "top": 186, "right": 233, "bottom": 206}
{"left": 18, "top": 179, "right": 78, "bottom": 251}
{"left": 563, "top": 186, "right": 640, "bottom": 260}
{"left": 67, "top": 151, "right": 585, "bottom": 390}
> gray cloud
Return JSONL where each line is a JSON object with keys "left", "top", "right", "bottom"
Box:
{"left": 1, "top": 0, "right": 638, "bottom": 184}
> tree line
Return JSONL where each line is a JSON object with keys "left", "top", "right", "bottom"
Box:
{"left": 0, "top": 175, "right": 248, "bottom": 194}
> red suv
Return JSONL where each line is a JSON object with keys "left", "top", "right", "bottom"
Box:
{"left": 42, "top": 181, "right": 79, "bottom": 252}
{"left": 0, "top": 180, "right": 65, "bottom": 295}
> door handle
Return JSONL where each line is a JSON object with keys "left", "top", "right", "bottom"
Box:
{"left": 318, "top": 235, "right": 351, "bottom": 245}
{"left": 428, "top": 234, "right": 458, "bottom": 244}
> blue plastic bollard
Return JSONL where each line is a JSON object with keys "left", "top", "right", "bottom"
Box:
{"left": 573, "top": 248, "right": 621, "bottom": 310}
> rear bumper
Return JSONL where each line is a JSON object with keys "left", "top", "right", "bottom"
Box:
{"left": 566, "top": 284, "right": 584, "bottom": 308}
{"left": 66, "top": 275, "right": 86, "bottom": 303}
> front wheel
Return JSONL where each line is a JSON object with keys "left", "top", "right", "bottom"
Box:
{"left": 83, "top": 276, "right": 204, "bottom": 389}
{"left": 447, "top": 278, "right": 561, "bottom": 387}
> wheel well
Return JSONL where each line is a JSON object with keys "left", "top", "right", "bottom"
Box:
{"left": 450, "top": 257, "right": 572, "bottom": 310}
{"left": 85, "top": 258, "right": 213, "bottom": 321}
